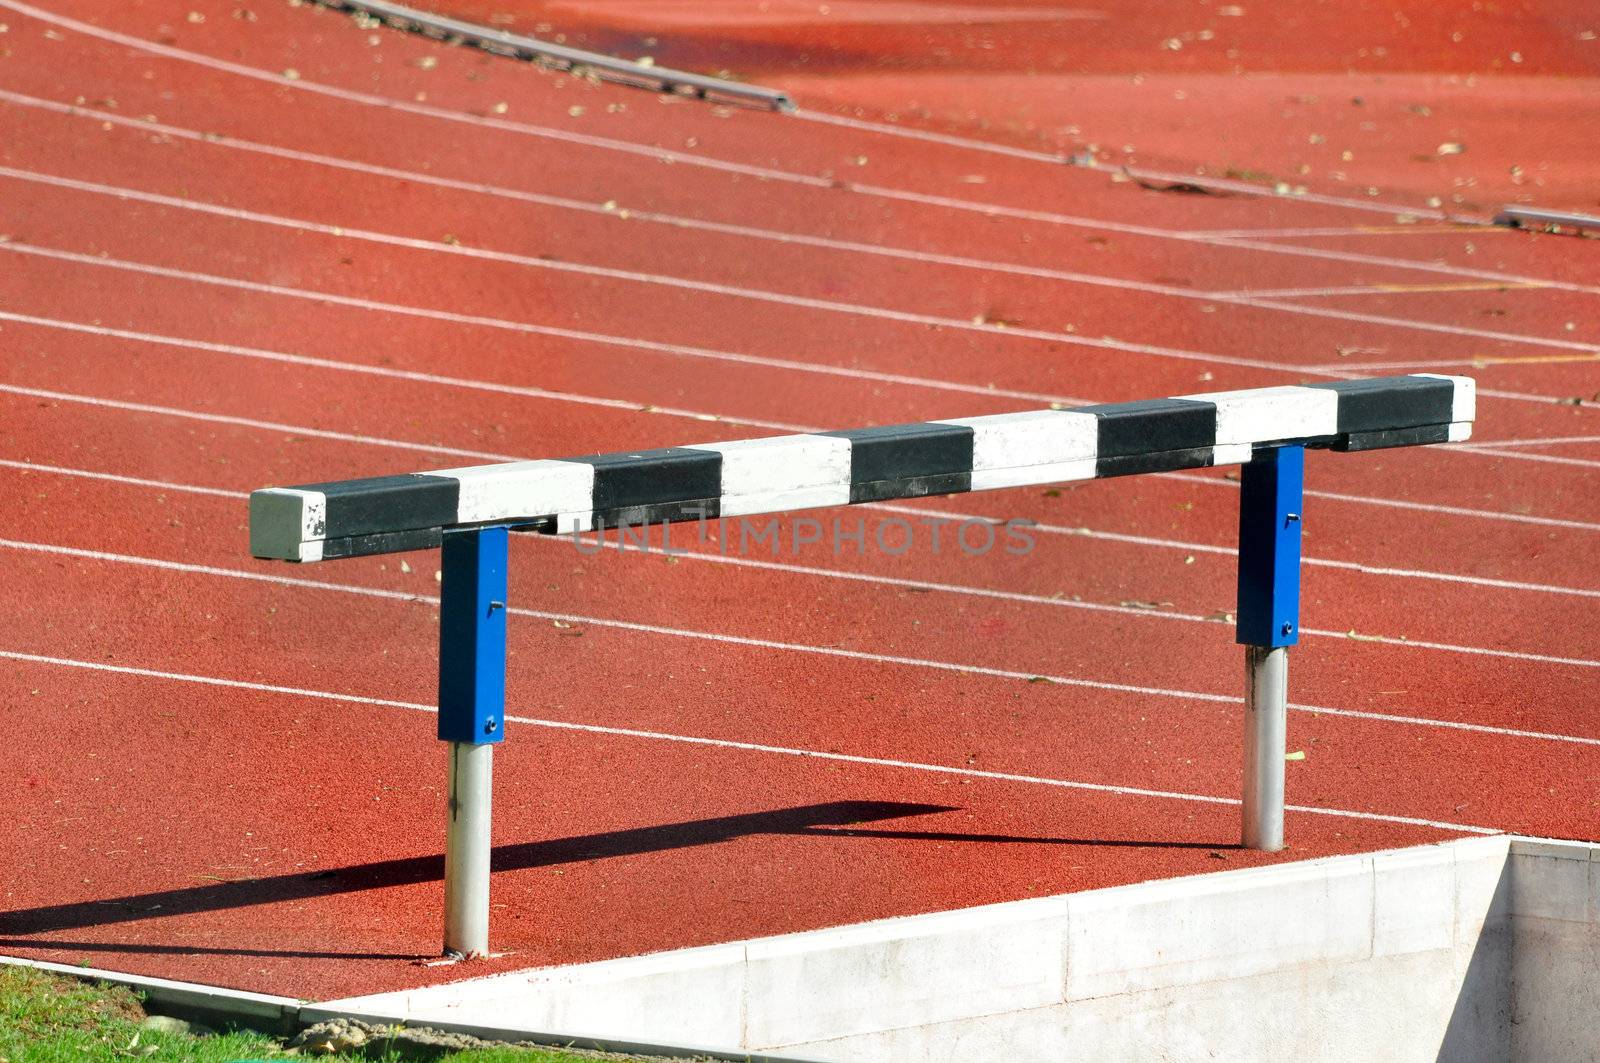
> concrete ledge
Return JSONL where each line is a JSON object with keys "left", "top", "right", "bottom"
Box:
{"left": 319, "top": 834, "right": 1600, "bottom": 1060}
{"left": 0, "top": 955, "right": 302, "bottom": 1033}
{"left": 16, "top": 836, "right": 1599, "bottom": 1061}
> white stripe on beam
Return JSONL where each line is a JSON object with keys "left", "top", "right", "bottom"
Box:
{"left": 684, "top": 434, "right": 852, "bottom": 511}
{"left": 1212, "top": 443, "right": 1255, "bottom": 466}
{"left": 931, "top": 410, "right": 1101, "bottom": 490}
{"left": 1180, "top": 386, "right": 1339, "bottom": 445}
{"left": 969, "top": 458, "right": 1099, "bottom": 492}
{"left": 718, "top": 484, "right": 855, "bottom": 518}
{"left": 429, "top": 459, "right": 595, "bottom": 527}
{"left": 933, "top": 410, "right": 1098, "bottom": 467}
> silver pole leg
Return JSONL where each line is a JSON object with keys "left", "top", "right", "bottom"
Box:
{"left": 1242, "top": 645, "right": 1288, "bottom": 851}
{"left": 444, "top": 740, "right": 493, "bottom": 958}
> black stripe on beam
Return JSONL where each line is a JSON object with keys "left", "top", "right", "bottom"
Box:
{"left": 298, "top": 474, "right": 460, "bottom": 539}
{"left": 824, "top": 423, "right": 974, "bottom": 505}
{"left": 1306, "top": 377, "right": 1455, "bottom": 432}
{"left": 1077, "top": 399, "right": 1216, "bottom": 475}
{"left": 320, "top": 526, "right": 445, "bottom": 560}
{"left": 850, "top": 473, "right": 973, "bottom": 504}
{"left": 1333, "top": 424, "right": 1453, "bottom": 452}
{"left": 592, "top": 496, "right": 724, "bottom": 529}
{"left": 1096, "top": 447, "right": 1217, "bottom": 478}
{"left": 564, "top": 448, "right": 723, "bottom": 512}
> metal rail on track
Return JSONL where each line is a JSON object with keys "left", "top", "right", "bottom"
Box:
{"left": 317, "top": 0, "right": 796, "bottom": 112}
{"left": 1493, "top": 206, "right": 1600, "bottom": 237}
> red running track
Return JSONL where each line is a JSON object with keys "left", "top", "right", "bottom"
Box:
{"left": 1, "top": 0, "right": 1598, "bottom": 999}
{"left": 431, "top": 0, "right": 1600, "bottom": 214}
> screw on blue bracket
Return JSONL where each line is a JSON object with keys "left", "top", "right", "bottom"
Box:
{"left": 1234, "top": 446, "right": 1305, "bottom": 853}
{"left": 437, "top": 525, "right": 509, "bottom": 959}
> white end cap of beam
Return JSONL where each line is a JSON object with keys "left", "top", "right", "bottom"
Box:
{"left": 1180, "top": 386, "right": 1340, "bottom": 445}
{"left": 431, "top": 460, "right": 596, "bottom": 525}
{"left": 249, "top": 488, "right": 326, "bottom": 562}
{"left": 934, "top": 410, "right": 1098, "bottom": 470}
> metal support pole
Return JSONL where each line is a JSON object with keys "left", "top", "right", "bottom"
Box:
{"left": 438, "top": 526, "right": 509, "bottom": 958}
{"left": 444, "top": 740, "right": 493, "bottom": 956}
{"left": 1235, "top": 446, "right": 1304, "bottom": 852}
{"left": 1242, "top": 645, "right": 1288, "bottom": 851}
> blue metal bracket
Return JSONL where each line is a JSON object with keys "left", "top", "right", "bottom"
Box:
{"left": 438, "top": 526, "right": 509, "bottom": 744}
{"left": 1236, "top": 446, "right": 1304, "bottom": 649}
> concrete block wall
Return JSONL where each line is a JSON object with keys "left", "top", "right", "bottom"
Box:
{"left": 1508, "top": 838, "right": 1600, "bottom": 1062}
{"left": 320, "top": 835, "right": 1600, "bottom": 1062}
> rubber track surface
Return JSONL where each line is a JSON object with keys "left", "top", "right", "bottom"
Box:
{"left": 1, "top": 0, "right": 1597, "bottom": 998}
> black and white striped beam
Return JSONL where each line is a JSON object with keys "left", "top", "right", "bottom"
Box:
{"left": 250, "top": 375, "right": 1474, "bottom": 562}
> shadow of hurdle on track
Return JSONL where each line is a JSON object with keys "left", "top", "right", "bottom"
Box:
{"left": 1, "top": 800, "right": 955, "bottom": 939}
{"left": 2, "top": 799, "right": 1246, "bottom": 954}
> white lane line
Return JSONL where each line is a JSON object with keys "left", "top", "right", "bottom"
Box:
{"left": 1232, "top": 296, "right": 1600, "bottom": 355}
{"left": 1220, "top": 286, "right": 1410, "bottom": 298}
{"left": 3, "top": 204, "right": 1587, "bottom": 422}
{"left": 0, "top": 0, "right": 833, "bottom": 189}
{"left": 7, "top": 308, "right": 1598, "bottom": 537}
{"left": 1205, "top": 235, "right": 1600, "bottom": 298}
{"left": 1160, "top": 470, "right": 1600, "bottom": 533}
{"left": 0, "top": 310, "right": 806, "bottom": 434}
{"left": 4, "top": 536, "right": 1597, "bottom": 753}
{"left": 796, "top": 109, "right": 1074, "bottom": 164}
{"left": 0, "top": 382, "right": 519, "bottom": 462}
{"left": 1305, "top": 357, "right": 1600, "bottom": 373}
{"left": 845, "top": 183, "right": 1600, "bottom": 296}
{"left": 795, "top": 110, "right": 1450, "bottom": 220}
{"left": 6, "top": 165, "right": 1279, "bottom": 367}
{"left": 536, "top": 533, "right": 1600, "bottom": 670}
{"left": 0, "top": 458, "right": 242, "bottom": 497}
{"left": 0, "top": 646, "right": 1502, "bottom": 835}
{"left": 1218, "top": 283, "right": 1545, "bottom": 298}
{"left": 1458, "top": 435, "right": 1600, "bottom": 449}
{"left": 3, "top": 0, "right": 1593, "bottom": 298}
{"left": 871, "top": 501, "right": 1600, "bottom": 598}
{"left": 0, "top": 168, "right": 1383, "bottom": 379}
{"left": 1445, "top": 447, "right": 1600, "bottom": 471}
{"left": 0, "top": 244, "right": 1075, "bottom": 406}
{"left": 4, "top": 114, "right": 1586, "bottom": 366}
{"left": 0, "top": 90, "right": 1214, "bottom": 303}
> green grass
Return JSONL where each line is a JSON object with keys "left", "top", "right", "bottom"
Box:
{"left": 0, "top": 965, "right": 652, "bottom": 1063}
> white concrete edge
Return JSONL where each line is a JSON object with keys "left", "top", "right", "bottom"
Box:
{"left": 0, "top": 952, "right": 814, "bottom": 1061}
{"left": 323, "top": 835, "right": 1524, "bottom": 1043}
{"left": 1505, "top": 834, "right": 1600, "bottom": 862}
{"left": 0, "top": 953, "right": 303, "bottom": 1026}
{"left": 295, "top": 1003, "right": 827, "bottom": 1062}
{"left": 18, "top": 834, "right": 1592, "bottom": 1059}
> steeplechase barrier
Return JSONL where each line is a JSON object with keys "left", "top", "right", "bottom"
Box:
{"left": 250, "top": 374, "right": 1475, "bottom": 958}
